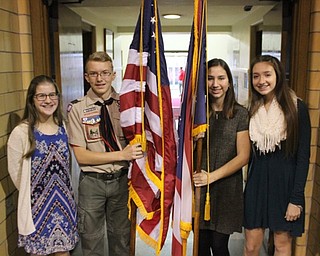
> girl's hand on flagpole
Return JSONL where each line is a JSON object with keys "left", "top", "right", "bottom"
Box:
{"left": 193, "top": 170, "right": 210, "bottom": 187}
{"left": 193, "top": 132, "right": 205, "bottom": 141}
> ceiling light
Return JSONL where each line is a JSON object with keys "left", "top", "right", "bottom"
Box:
{"left": 163, "top": 14, "right": 181, "bottom": 19}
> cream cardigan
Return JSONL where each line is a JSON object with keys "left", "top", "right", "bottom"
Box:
{"left": 7, "top": 122, "right": 35, "bottom": 235}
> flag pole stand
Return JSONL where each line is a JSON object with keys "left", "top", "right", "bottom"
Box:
{"left": 193, "top": 138, "right": 203, "bottom": 256}
{"left": 130, "top": 199, "right": 137, "bottom": 256}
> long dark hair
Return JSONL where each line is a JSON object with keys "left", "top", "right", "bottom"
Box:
{"left": 207, "top": 58, "right": 239, "bottom": 119}
{"left": 22, "top": 75, "right": 64, "bottom": 158}
{"left": 249, "top": 55, "right": 298, "bottom": 154}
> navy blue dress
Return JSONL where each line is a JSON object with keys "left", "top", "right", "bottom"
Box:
{"left": 244, "top": 100, "right": 311, "bottom": 237}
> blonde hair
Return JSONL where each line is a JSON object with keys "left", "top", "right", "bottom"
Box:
{"left": 85, "top": 51, "right": 113, "bottom": 72}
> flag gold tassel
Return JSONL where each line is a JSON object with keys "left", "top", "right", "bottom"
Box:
{"left": 204, "top": 192, "right": 210, "bottom": 221}
{"left": 204, "top": 172, "right": 210, "bottom": 221}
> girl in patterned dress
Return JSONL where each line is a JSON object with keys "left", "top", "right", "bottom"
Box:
{"left": 7, "top": 75, "right": 79, "bottom": 256}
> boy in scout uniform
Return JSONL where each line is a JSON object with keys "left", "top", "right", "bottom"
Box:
{"left": 67, "top": 52, "right": 143, "bottom": 256}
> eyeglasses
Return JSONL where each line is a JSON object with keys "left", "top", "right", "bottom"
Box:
{"left": 87, "top": 70, "right": 113, "bottom": 78}
{"left": 34, "top": 92, "right": 59, "bottom": 101}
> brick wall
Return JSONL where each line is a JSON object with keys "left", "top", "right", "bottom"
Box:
{"left": 305, "top": 1, "right": 320, "bottom": 255}
{"left": 0, "top": 1, "right": 32, "bottom": 255}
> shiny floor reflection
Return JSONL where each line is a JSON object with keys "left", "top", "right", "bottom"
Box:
{"left": 135, "top": 228, "right": 269, "bottom": 256}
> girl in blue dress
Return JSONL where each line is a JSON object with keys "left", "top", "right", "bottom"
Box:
{"left": 7, "top": 75, "right": 79, "bottom": 255}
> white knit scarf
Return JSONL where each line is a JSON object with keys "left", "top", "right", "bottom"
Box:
{"left": 249, "top": 97, "right": 287, "bottom": 154}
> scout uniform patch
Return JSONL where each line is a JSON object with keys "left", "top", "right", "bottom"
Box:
{"left": 82, "top": 106, "right": 102, "bottom": 142}
{"left": 67, "top": 99, "right": 80, "bottom": 112}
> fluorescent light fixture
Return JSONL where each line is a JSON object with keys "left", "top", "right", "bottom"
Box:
{"left": 163, "top": 14, "right": 181, "bottom": 19}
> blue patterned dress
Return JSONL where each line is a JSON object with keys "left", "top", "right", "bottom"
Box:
{"left": 18, "top": 126, "right": 79, "bottom": 255}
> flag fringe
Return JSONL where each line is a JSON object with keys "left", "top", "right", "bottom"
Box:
{"left": 128, "top": 182, "right": 155, "bottom": 220}
{"left": 130, "top": 134, "right": 147, "bottom": 152}
{"left": 136, "top": 224, "right": 160, "bottom": 255}
{"left": 145, "top": 160, "right": 162, "bottom": 189}
{"left": 192, "top": 123, "right": 208, "bottom": 137}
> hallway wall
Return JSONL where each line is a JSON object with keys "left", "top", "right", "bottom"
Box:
{"left": 58, "top": 4, "right": 84, "bottom": 113}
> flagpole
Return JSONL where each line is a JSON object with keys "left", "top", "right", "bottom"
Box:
{"left": 193, "top": 138, "right": 203, "bottom": 256}
{"left": 182, "top": 239, "right": 187, "bottom": 256}
{"left": 129, "top": 199, "right": 137, "bottom": 256}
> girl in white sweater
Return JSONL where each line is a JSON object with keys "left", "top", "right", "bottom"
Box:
{"left": 7, "top": 75, "right": 79, "bottom": 256}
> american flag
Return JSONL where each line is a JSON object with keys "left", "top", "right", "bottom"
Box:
{"left": 119, "top": 0, "right": 177, "bottom": 254}
{"left": 171, "top": 0, "right": 207, "bottom": 255}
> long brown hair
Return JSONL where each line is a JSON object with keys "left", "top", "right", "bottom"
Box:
{"left": 207, "top": 58, "right": 240, "bottom": 119}
{"left": 22, "top": 75, "right": 64, "bottom": 158}
{"left": 248, "top": 55, "right": 298, "bottom": 154}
